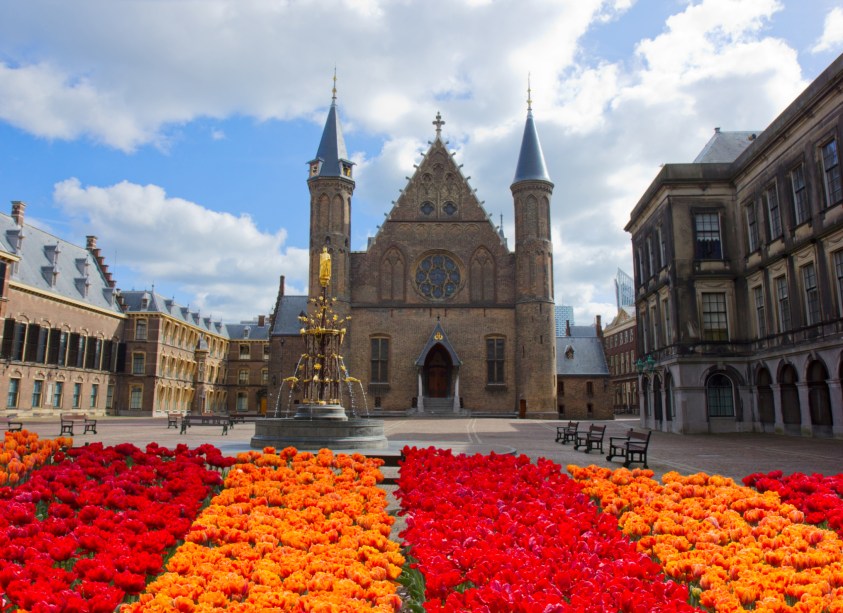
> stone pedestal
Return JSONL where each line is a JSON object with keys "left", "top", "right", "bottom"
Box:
{"left": 293, "top": 403, "right": 348, "bottom": 420}
{"left": 251, "top": 418, "right": 388, "bottom": 450}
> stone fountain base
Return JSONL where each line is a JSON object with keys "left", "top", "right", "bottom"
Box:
{"left": 251, "top": 417, "right": 388, "bottom": 450}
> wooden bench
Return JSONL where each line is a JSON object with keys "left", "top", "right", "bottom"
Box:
{"left": 2, "top": 414, "right": 22, "bottom": 432}
{"left": 574, "top": 424, "right": 606, "bottom": 453}
{"left": 555, "top": 420, "right": 579, "bottom": 444}
{"left": 606, "top": 429, "right": 652, "bottom": 468}
{"left": 180, "top": 414, "right": 229, "bottom": 436}
{"left": 227, "top": 412, "right": 263, "bottom": 428}
{"left": 166, "top": 413, "right": 182, "bottom": 429}
{"left": 60, "top": 413, "right": 97, "bottom": 435}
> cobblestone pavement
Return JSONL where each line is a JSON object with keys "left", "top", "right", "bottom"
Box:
{"left": 15, "top": 414, "right": 843, "bottom": 482}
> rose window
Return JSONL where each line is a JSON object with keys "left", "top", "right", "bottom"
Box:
{"left": 415, "top": 254, "right": 461, "bottom": 300}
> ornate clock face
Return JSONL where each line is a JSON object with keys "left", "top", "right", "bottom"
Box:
{"left": 415, "top": 253, "right": 461, "bottom": 300}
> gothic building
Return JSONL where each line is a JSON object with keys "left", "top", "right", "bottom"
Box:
{"left": 269, "top": 91, "right": 573, "bottom": 418}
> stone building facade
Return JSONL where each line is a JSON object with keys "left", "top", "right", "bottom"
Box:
{"left": 626, "top": 52, "right": 843, "bottom": 437}
{"left": 555, "top": 319, "right": 612, "bottom": 420}
{"left": 603, "top": 307, "right": 638, "bottom": 414}
{"left": 270, "top": 96, "right": 560, "bottom": 418}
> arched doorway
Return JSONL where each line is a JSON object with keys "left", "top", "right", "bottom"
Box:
{"left": 425, "top": 344, "right": 452, "bottom": 398}
{"left": 706, "top": 373, "right": 735, "bottom": 418}
{"left": 779, "top": 365, "right": 801, "bottom": 428}
{"left": 653, "top": 375, "right": 663, "bottom": 423}
{"left": 807, "top": 360, "right": 832, "bottom": 429}
{"left": 757, "top": 367, "right": 775, "bottom": 427}
{"left": 257, "top": 389, "right": 268, "bottom": 415}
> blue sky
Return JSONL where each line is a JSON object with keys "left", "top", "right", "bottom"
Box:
{"left": 0, "top": 0, "right": 842, "bottom": 323}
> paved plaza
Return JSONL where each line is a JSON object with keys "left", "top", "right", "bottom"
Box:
{"left": 14, "top": 415, "right": 843, "bottom": 482}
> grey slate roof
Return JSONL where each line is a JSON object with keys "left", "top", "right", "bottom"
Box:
{"left": 693, "top": 129, "right": 758, "bottom": 163}
{"left": 311, "top": 98, "right": 353, "bottom": 178}
{"left": 271, "top": 295, "right": 310, "bottom": 335}
{"left": 121, "top": 290, "right": 227, "bottom": 336}
{"left": 0, "top": 213, "right": 121, "bottom": 314}
{"left": 556, "top": 334, "right": 608, "bottom": 376}
{"left": 226, "top": 322, "right": 269, "bottom": 341}
{"left": 512, "top": 110, "right": 552, "bottom": 184}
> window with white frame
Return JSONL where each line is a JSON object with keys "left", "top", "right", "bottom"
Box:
{"left": 90, "top": 384, "right": 98, "bottom": 408}
{"left": 72, "top": 382, "right": 81, "bottom": 408}
{"left": 135, "top": 319, "right": 147, "bottom": 341}
{"left": 753, "top": 286, "right": 766, "bottom": 338}
{"left": 746, "top": 201, "right": 759, "bottom": 252}
{"left": 239, "top": 344, "right": 250, "bottom": 359}
{"left": 32, "top": 380, "right": 43, "bottom": 408}
{"left": 238, "top": 369, "right": 249, "bottom": 385}
{"left": 791, "top": 163, "right": 810, "bottom": 225}
{"left": 130, "top": 385, "right": 143, "bottom": 409}
{"left": 775, "top": 275, "right": 791, "bottom": 332}
{"left": 694, "top": 213, "right": 722, "bottom": 260}
{"left": 132, "top": 352, "right": 145, "bottom": 376}
{"left": 802, "top": 263, "right": 820, "bottom": 326}
{"left": 236, "top": 392, "right": 248, "bottom": 412}
{"left": 7, "top": 378, "right": 19, "bottom": 408}
{"left": 701, "top": 292, "right": 728, "bottom": 341}
{"left": 822, "top": 139, "right": 842, "bottom": 207}
{"left": 53, "top": 381, "right": 64, "bottom": 408}
{"left": 764, "top": 184, "right": 782, "bottom": 238}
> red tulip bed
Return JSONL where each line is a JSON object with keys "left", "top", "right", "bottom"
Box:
{"left": 396, "top": 446, "right": 700, "bottom": 612}
{"left": 744, "top": 471, "right": 843, "bottom": 537}
{"left": 0, "top": 440, "right": 233, "bottom": 612}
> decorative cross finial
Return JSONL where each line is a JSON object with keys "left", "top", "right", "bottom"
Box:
{"left": 332, "top": 66, "right": 337, "bottom": 102}
{"left": 527, "top": 73, "right": 532, "bottom": 112}
{"left": 433, "top": 111, "right": 445, "bottom": 137}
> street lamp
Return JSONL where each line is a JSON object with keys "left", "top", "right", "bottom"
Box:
{"left": 636, "top": 355, "right": 656, "bottom": 374}
{"left": 635, "top": 358, "right": 644, "bottom": 374}
{"left": 646, "top": 355, "right": 656, "bottom": 372}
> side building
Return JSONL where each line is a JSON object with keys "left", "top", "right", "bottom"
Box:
{"left": 626, "top": 52, "right": 843, "bottom": 437}
{"left": 603, "top": 306, "right": 638, "bottom": 414}
{"left": 555, "top": 317, "right": 612, "bottom": 420}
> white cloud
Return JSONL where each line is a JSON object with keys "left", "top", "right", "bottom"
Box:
{"left": 812, "top": 7, "right": 843, "bottom": 54}
{"left": 53, "top": 178, "right": 309, "bottom": 319}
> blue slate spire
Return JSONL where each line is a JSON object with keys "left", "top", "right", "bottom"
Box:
{"left": 309, "top": 74, "right": 354, "bottom": 180}
{"left": 512, "top": 86, "right": 551, "bottom": 185}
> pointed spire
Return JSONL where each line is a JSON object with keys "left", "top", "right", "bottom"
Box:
{"left": 310, "top": 70, "right": 354, "bottom": 180}
{"left": 512, "top": 77, "right": 552, "bottom": 186}
{"left": 433, "top": 111, "right": 445, "bottom": 139}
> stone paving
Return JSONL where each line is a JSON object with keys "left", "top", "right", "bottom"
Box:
{"left": 14, "top": 414, "right": 843, "bottom": 482}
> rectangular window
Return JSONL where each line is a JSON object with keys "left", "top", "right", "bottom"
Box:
{"left": 7, "top": 378, "right": 19, "bottom": 408}
{"left": 650, "top": 305, "right": 657, "bottom": 349}
{"left": 753, "top": 286, "right": 766, "bottom": 338}
{"left": 263, "top": 344, "right": 270, "bottom": 360}
{"left": 72, "top": 382, "right": 81, "bottom": 409}
{"left": 486, "top": 337, "right": 505, "bottom": 384}
{"left": 106, "top": 383, "right": 114, "bottom": 410}
{"left": 586, "top": 381, "right": 594, "bottom": 397}
{"left": 370, "top": 337, "right": 389, "bottom": 384}
{"left": 90, "top": 384, "right": 99, "bottom": 409}
{"left": 236, "top": 392, "right": 248, "bottom": 412}
{"left": 776, "top": 275, "right": 791, "bottom": 332}
{"left": 822, "top": 139, "right": 842, "bottom": 206}
{"left": 802, "top": 263, "right": 820, "bottom": 326}
{"left": 746, "top": 201, "right": 759, "bottom": 252}
{"left": 239, "top": 344, "right": 250, "bottom": 359}
{"left": 53, "top": 381, "right": 64, "bottom": 408}
{"left": 765, "top": 185, "right": 782, "bottom": 238}
{"left": 238, "top": 369, "right": 249, "bottom": 385}
{"left": 11, "top": 322, "right": 25, "bottom": 361}
{"left": 261, "top": 369, "right": 269, "bottom": 385}
{"left": 132, "top": 352, "right": 145, "bottom": 375}
{"left": 58, "top": 332, "right": 67, "bottom": 366}
{"left": 791, "top": 164, "right": 810, "bottom": 225}
{"left": 662, "top": 297, "right": 672, "bottom": 345}
{"left": 32, "top": 380, "right": 43, "bottom": 408}
{"left": 36, "top": 327, "right": 48, "bottom": 364}
{"left": 130, "top": 386, "right": 143, "bottom": 409}
{"left": 135, "top": 319, "right": 147, "bottom": 341}
{"left": 694, "top": 213, "right": 722, "bottom": 259}
{"left": 657, "top": 227, "right": 666, "bottom": 269}
{"left": 701, "top": 292, "right": 728, "bottom": 341}
{"left": 646, "top": 237, "right": 655, "bottom": 277}
{"left": 834, "top": 251, "right": 843, "bottom": 315}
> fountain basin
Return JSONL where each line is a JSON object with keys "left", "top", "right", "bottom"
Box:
{"left": 251, "top": 417, "right": 388, "bottom": 450}
{"left": 293, "top": 403, "right": 348, "bottom": 421}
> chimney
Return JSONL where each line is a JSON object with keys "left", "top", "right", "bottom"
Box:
{"left": 595, "top": 314, "right": 602, "bottom": 336}
{"left": 86, "top": 235, "right": 97, "bottom": 250}
{"left": 565, "top": 320, "right": 571, "bottom": 337}
{"left": 11, "top": 201, "right": 25, "bottom": 226}
{"left": 278, "top": 275, "right": 285, "bottom": 297}
{"left": 258, "top": 314, "right": 266, "bottom": 327}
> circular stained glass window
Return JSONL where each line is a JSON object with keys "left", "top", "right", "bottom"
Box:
{"left": 415, "top": 254, "right": 461, "bottom": 300}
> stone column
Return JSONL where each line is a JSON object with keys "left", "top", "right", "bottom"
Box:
{"left": 453, "top": 371, "right": 460, "bottom": 413}
{"left": 796, "top": 381, "right": 812, "bottom": 436}
{"left": 826, "top": 378, "right": 843, "bottom": 438}
{"left": 770, "top": 384, "right": 784, "bottom": 433}
{"left": 417, "top": 371, "right": 424, "bottom": 414}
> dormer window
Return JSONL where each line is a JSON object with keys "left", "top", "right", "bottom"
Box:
{"left": 309, "top": 161, "right": 322, "bottom": 177}
{"left": 565, "top": 345, "right": 574, "bottom": 359}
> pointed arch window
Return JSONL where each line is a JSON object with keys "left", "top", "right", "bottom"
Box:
{"left": 470, "top": 248, "right": 495, "bottom": 302}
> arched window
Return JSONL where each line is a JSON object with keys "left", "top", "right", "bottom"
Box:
{"left": 706, "top": 373, "right": 735, "bottom": 417}
{"left": 757, "top": 368, "right": 774, "bottom": 424}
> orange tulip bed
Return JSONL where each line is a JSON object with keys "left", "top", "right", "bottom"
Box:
{"left": 123, "top": 446, "right": 404, "bottom": 612}
{"left": 568, "top": 465, "right": 843, "bottom": 613}
{"left": 0, "top": 430, "right": 72, "bottom": 486}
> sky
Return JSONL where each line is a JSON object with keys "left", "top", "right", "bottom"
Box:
{"left": 0, "top": 0, "right": 842, "bottom": 325}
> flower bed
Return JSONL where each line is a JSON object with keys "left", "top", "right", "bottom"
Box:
{"left": 124, "top": 447, "right": 404, "bottom": 612}
{"left": 568, "top": 465, "right": 843, "bottom": 612}
{"left": 0, "top": 430, "right": 72, "bottom": 486}
{"left": 397, "top": 447, "right": 699, "bottom": 612}
{"left": 744, "top": 471, "right": 843, "bottom": 537}
{"left": 0, "top": 441, "right": 229, "bottom": 612}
